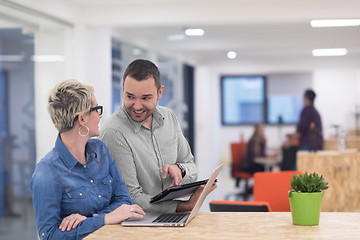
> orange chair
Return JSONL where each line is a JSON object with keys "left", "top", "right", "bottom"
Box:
{"left": 226, "top": 142, "right": 253, "bottom": 200}
{"left": 209, "top": 200, "right": 272, "bottom": 212}
{"left": 253, "top": 171, "right": 302, "bottom": 212}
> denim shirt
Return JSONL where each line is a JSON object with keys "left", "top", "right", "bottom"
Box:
{"left": 31, "top": 135, "right": 133, "bottom": 240}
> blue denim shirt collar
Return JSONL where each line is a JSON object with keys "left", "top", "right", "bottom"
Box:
{"left": 55, "top": 134, "right": 98, "bottom": 170}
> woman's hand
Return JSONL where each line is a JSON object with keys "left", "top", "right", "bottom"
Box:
{"left": 59, "top": 213, "right": 87, "bottom": 232}
{"left": 104, "top": 204, "right": 146, "bottom": 225}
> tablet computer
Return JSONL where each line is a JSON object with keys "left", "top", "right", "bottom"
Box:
{"left": 150, "top": 179, "right": 216, "bottom": 203}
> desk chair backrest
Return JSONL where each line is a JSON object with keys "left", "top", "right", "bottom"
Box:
{"left": 210, "top": 200, "right": 271, "bottom": 212}
{"left": 253, "top": 171, "right": 302, "bottom": 212}
{"left": 226, "top": 142, "right": 252, "bottom": 200}
{"left": 230, "top": 142, "right": 247, "bottom": 177}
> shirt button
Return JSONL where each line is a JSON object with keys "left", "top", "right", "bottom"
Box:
{"left": 42, "top": 232, "right": 45, "bottom": 236}
{"left": 90, "top": 180, "right": 94, "bottom": 183}
{"left": 79, "top": 193, "right": 83, "bottom": 196}
{"left": 109, "top": 180, "right": 112, "bottom": 183}
{"left": 98, "top": 195, "right": 102, "bottom": 198}
{"left": 84, "top": 165, "right": 87, "bottom": 168}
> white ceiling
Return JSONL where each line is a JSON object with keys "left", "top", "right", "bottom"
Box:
{"left": 9, "top": 0, "right": 360, "bottom": 66}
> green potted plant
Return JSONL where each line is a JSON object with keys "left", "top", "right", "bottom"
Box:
{"left": 288, "top": 172, "right": 329, "bottom": 226}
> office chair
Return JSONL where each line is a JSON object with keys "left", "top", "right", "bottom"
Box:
{"left": 209, "top": 200, "right": 271, "bottom": 212}
{"left": 253, "top": 170, "right": 302, "bottom": 212}
{"left": 225, "top": 142, "right": 253, "bottom": 201}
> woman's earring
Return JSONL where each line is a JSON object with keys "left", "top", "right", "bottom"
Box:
{"left": 78, "top": 125, "right": 89, "bottom": 137}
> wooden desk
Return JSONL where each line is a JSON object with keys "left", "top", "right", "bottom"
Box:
{"left": 297, "top": 150, "right": 360, "bottom": 212}
{"left": 85, "top": 212, "right": 360, "bottom": 240}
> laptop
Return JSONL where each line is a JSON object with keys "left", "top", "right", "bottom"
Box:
{"left": 121, "top": 164, "right": 223, "bottom": 227}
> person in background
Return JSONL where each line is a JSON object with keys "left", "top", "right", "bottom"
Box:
{"left": 241, "top": 123, "right": 266, "bottom": 174}
{"left": 100, "top": 59, "right": 214, "bottom": 213}
{"left": 296, "top": 89, "right": 323, "bottom": 151}
{"left": 31, "top": 79, "right": 145, "bottom": 240}
{"left": 280, "top": 133, "right": 299, "bottom": 170}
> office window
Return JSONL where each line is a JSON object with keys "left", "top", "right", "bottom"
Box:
{"left": 221, "top": 76, "right": 266, "bottom": 125}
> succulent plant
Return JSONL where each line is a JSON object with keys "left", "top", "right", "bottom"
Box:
{"left": 290, "top": 172, "right": 329, "bottom": 193}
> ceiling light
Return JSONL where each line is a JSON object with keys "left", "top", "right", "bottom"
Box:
{"left": 185, "top": 28, "right": 204, "bottom": 36}
{"left": 132, "top": 48, "right": 142, "bottom": 55}
{"left": 0, "top": 55, "right": 24, "bottom": 62}
{"left": 167, "top": 34, "right": 186, "bottom": 41}
{"left": 227, "top": 51, "right": 237, "bottom": 59}
{"left": 31, "top": 55, "right": 65, "bottom": 62}
{"left": 311, "top": 19, "right": 360, "bottom": 27}
{"left": 312, "top": 48, "right": 348, "bottom": 57}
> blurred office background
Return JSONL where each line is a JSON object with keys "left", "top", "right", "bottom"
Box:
{"left": 1, "top": 0, "right": 360, "bottom": 239}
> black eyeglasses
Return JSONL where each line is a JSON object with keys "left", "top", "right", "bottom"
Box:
{"left": 89, "top": 105, "right": 103, "bottom": 115}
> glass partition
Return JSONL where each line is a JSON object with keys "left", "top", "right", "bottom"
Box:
{"left": 0, "top": 2, "right": 74, "bottom": 239}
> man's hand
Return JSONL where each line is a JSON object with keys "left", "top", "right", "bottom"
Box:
{"left": 176, "top": 183, "right": 217, "bottom": 212}
{"left": 59, "top": 213, "right": 87, "bottom": 232}
{"left": 162, "top": 164, "right": 183, "bottom": 188}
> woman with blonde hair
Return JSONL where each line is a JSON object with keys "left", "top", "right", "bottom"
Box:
{"left": 31, "top": 79, "right": 145, "bottom": 239}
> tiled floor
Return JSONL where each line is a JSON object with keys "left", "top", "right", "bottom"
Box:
{"left": 0, "top": 163, "right": 250, "bottom": 239}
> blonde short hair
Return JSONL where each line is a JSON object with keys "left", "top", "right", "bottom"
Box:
{"left": 48, "top": 79, "right": 94, "bottom": 133}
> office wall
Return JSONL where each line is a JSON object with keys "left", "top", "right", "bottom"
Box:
{"left": 314, "top": 70, "right": 360, "bottom": 135}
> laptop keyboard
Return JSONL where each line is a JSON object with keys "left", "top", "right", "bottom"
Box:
{"left": 152, "top": 213, "right": 187, "bottom": 223}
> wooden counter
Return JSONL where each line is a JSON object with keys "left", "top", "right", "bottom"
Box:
{"left": 297, "top": 150, "right": 360, "bottom": 212}
{"left": 85, "top": 212, "right": 360, "bottom": 240}
{"left": 324, "top": 137, "right": 360, "bottom": 150}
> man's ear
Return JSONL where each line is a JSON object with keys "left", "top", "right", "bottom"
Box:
{"left": 157, "top": 85, "right": 164, "bottom": 100}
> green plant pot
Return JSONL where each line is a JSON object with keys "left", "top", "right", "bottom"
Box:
{"left": 288, "top": 191, "right": 323, "bottom": 226}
